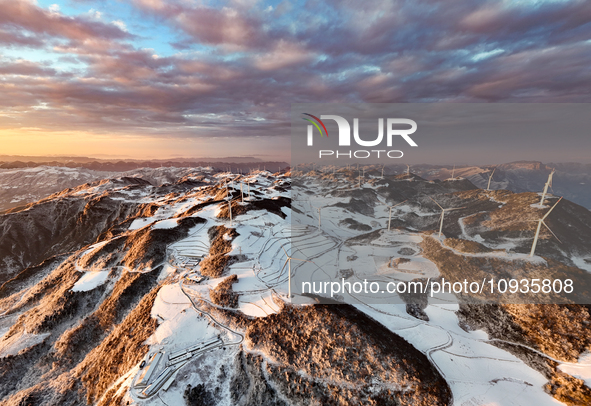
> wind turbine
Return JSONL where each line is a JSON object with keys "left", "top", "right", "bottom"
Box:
{"left": 224, "top": 184, "right": 233, "bottom": 226}
{"left": 387, "top": 200, "right": 408, "bottom": 232}
{"left": 277, "top": 246, "right": 311, "bottom": 299}
{"left": 487, "top": 167, "right": 496, "bottom": 191}
{"left": 224, "top": 178, "right": 237, "bottom": 224}
{"left": 228, "top": 199, "right": 232, "bottom": 225}
{"left": 317, "top": 207, "right": 322, "bottom": 227}
{"left": 451, "top": 165, "right": 456, "bottom": 180}
{"left": 240, "top": 182, "right": 244, "bottom": 203}
{"left": 406, "top": 164, "right": 410, "bottom": 175}
{"left": 530, "top": 197, "right": 562, "bottom": 257}
{"left": 539, "top": 168, "right": 556, "bottom": 206}
{"left": 381, "top": 165, "right": 385, "bottom": 179}
{"left": 429, "top": 196, "right": 465, "bottom": 238}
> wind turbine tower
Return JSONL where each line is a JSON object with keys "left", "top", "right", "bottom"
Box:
{"left": 278, "top": 247, "right": 311, "bottom": 299}
{"left": 429, "top": 196, "right": 465, "bottom": 238}
{"left": 225, "top": 181, "right": 233, "bottom": 226}
{"left": 228, "top": 199, "right": 233, "bottom": 226}
{"left": 530, "top": 197, "right": 562, "bottom": 257}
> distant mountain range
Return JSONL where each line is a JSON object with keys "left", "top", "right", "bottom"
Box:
{"left": 1, "top": 161, "right": 589, "bottom": 214}
{"left": 0, "top": 164, "right": 288, "bottom": 212}
{"left": 0, "top": 157, "right": 288, "bottom": 172}
{"left": 0, "top": 155, "right": 270, "bottom": 164}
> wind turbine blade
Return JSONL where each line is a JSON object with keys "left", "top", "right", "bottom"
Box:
{"left": 429, "top": 196, "right": 444, "bottom": 210}
{"left": 281, "top": 246, "right": 288, "bottom": 257}
{"left": 290, "top": 258, "right": 312, "bottom": 262}
{"left": 542, "top": 196, "right": 563, "bottom": 220}
{"left": 446, "top": 206, "right": 466, "bottom": 211}
{"left": 541, "top": 220, "right": 562, "bottom": 243}
{"left": 392, "top": 199, "right": 408, "bottom": 208}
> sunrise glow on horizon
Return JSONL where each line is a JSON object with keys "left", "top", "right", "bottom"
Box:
{"left": 1, "top": 0, "right": 591, "bottom": 162}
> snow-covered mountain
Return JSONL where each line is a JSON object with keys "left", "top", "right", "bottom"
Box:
{"left": 0, "top": 168, "right": 590, "bottom": 406}
{"left": 2, "top": 160, "right": 589, "bottom": 214}
{"left": 0, "top": 165, "right": 282, "bottom": 213}
{"left": 385, "top": 161, "right": 591, "bottom": 210}
{"left": 0, "top": 166, "right": 118, "bottom": 213}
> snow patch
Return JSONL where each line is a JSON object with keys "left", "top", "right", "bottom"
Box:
{"left": 0, "top": 330, "right": 51, "bottom": 358}
{"left": 153, "top": 218, "right": 179, "bottom": 229}
{"left": 129, "top": 217, "right": 156, "bottom": 230}
{"left": 572, "top": 256, "right": 591, "bottom": 274}
{"left": 558, "top": 352, "right": 591, "bottom": 388}
{"left": 72, "top": 271, "right": 110, "bottom": 292}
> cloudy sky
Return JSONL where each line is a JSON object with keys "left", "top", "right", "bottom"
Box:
{"left": 1, "top": 0, "right": 590, "bottom": 161}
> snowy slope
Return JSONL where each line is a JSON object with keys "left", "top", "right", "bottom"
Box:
{"left": 0, "top": 168, "right": 589, "bottom": 406}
